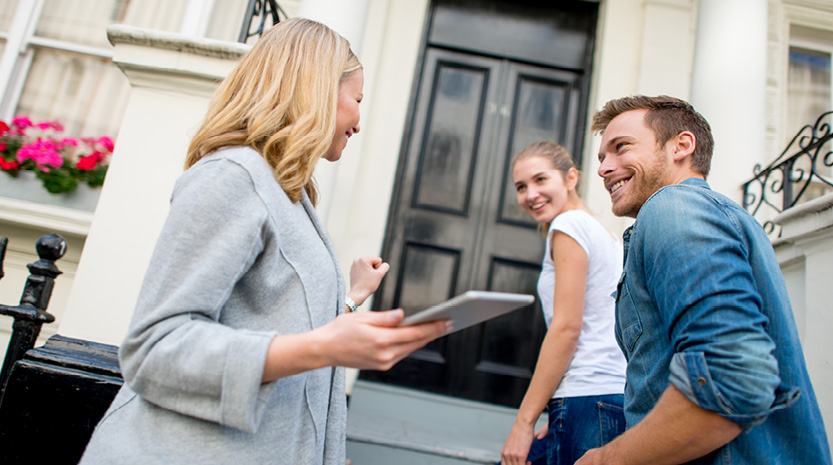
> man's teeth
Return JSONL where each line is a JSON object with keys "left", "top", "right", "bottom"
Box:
{"left": 531, "top": 202, "right": 546, "bottom": 210}
{"left": 609, "top": 179, "right": 627, "bottom": 193}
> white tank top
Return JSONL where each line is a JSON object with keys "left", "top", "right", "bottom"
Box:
{"left": 537, "top": 209, "right": 627, "bottom": 398}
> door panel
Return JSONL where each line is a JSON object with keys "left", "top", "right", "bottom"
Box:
{"left": 414, "top": 63, "right": 487, "bottom": 214}
{"left": 498, "top": 64, "right": 582, "bottom": 225}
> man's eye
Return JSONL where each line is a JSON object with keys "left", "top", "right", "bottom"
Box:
{"left": 616, "top": 142, "right": 626, "bottom": 151}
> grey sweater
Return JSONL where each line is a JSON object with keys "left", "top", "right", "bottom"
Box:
{"left": 80, "top": 147, "right": 347, "bottom": 464}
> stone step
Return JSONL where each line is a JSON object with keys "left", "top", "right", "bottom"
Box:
{"left": 346, "top": 380, "right": 546, "bottom": 465}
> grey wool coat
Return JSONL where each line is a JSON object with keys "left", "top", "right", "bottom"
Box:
{"left": 80, "top": 147, "right": 347, "bottom": 464}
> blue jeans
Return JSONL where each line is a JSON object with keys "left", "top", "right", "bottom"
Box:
{"left": 498, "top": 394, "right": 625, "bottom": 465}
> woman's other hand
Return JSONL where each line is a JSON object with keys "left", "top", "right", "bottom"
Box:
{"left": 501, "top": 420, "right": 536, "bottom": 465}
{"left": 347, "top": 256, "right": 389, "bottom": 306}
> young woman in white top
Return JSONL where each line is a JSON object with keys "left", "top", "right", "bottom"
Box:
{"left": 500, "top": 141, "right": 626, "bottom": 465}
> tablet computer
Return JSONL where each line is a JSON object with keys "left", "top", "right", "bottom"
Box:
{"left": 398, "top": 290, "right": 535, "bottom": 334}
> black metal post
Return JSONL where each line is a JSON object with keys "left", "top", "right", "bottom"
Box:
{"left": 0, "top": 234, "right": 66, "bottom": 403}
{"left": 238, "top": 0, "right": 285, "bottom": 43}
{"left": 782, "top": 159, "right": 794, "bottom": 211}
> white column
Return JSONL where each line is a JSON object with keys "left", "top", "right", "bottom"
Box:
{"left": 296, "top": 0, "right": 370, "bottom": 227}
{"left": 180, "top": 0, "right": 217, "bottom": 37}
{"left": 57, "top": 27, "right": 247, "bottom": 344}
{"left": 297, "top": 0, "right": 370, "bottom": 53}
{"left": 689, "top": 0, "right": 767, "bottom": 202}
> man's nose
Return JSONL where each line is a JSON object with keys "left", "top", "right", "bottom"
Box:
{"left": 598, "top": 156, "right": 613, "bottom": 178}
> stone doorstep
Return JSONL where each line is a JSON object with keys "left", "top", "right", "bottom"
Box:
{"left": 346, "top": 380, "right": 546, "bottom": 463}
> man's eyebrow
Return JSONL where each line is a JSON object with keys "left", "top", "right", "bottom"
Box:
{"left": 605, "top": 135, "right": 630, "bottom": 148}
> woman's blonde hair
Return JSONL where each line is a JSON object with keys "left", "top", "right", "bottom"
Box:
{"left": 185, "top": 18, "right": 362, "bottom": 205}
{"left": 511, "top": 141, "right": 576, "bottom": 177}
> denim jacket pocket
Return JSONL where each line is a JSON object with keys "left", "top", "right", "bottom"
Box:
{"left": 615, "top": 271, "right": 643, "bottom": 353}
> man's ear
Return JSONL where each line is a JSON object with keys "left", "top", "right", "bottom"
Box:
{"left": 672, "top": 131, "right": 695, "bottom": 162}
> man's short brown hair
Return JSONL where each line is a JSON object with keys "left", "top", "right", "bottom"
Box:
{"left": 591, "top": 95, "right": 714, "bottom": 178}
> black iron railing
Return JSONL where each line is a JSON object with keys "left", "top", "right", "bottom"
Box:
{"left": 238, "top": 0, "right": 288, "bottom": 43}
{"left": 742, "top": 111, "right": 833, "bottom": 236}
{"left": 0, "top": 234, "right": 65, "bottom": 403}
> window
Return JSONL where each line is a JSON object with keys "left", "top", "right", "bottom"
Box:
{"left": 787, "top": 26, "right": 832, "bottom": 139}
{"left": 785, "top": 25, "right": 833, "bottom": 205}
{"left": 0, "top": 0, "right": 259, "bottom": 210}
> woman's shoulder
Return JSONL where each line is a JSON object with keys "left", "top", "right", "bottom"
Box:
{"left": 195, "top": 146, "right": 268, "bottom": 173}
{"left": 551, "top": 209, "right": 620, "bottom": 249}
{"left": 184, "top": 146, "right": 287, "bottom": 200}
{"left": 551, "top": 209, "right": 603, "bottom": 232}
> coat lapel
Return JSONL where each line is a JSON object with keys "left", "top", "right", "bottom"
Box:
{"left": 301, "top": 190, "right": 346, "bottom": 316}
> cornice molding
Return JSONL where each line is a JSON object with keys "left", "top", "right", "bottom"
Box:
{"left": 0, "top": 197, "right": 92, "bottom": 237}
{"left": 106, "top": 25, "right": 249, "bottom": 60}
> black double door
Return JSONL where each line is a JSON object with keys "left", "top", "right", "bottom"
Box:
{"left": 361, "top": 0, "right": 598, "bottom": 407}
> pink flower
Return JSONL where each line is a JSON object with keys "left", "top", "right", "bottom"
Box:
{"left": 17, "top": 139, "right": 64, "bottom": 171}
{"left": 12, "top": 116, "right": 32, "bottom": 129}
{"left": 96, "top": 136, "right": 114, "bottom": 153}
{"left": 35, "top": 120, "right": 63, "bottom": 132}
{"left": 61, "top": 137, "right": 78, "bottom": 147}
{"left": 0, "top": 121, "right": 8, "bottom": 135}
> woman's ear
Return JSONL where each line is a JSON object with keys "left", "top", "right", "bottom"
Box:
{"left": 565, "top": 167, "right": 580, "bottom": 191}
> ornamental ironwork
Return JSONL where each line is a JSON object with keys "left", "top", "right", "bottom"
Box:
{"left": 0, "top": 234, "right": 65, "bottom": 403}
{"left": 238, "top": 0, "right": 287, "bottom": 44}
{"left": 742, "top": 111, "right": 833, "bottom": 237}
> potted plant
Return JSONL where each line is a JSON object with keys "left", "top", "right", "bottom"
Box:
{"left": 0, "top": 116, "right": 114, "bottom": 196}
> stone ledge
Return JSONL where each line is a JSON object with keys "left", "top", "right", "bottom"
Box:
{"left": 0, "top": 197, "right": 93, "bottom": 237}
{"left": 773, "top": 192, "right": 833, "bottom": 242}
{"left": 106, "top": 24, "right": 249, "bottom": 60}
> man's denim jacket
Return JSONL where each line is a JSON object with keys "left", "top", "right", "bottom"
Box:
{"left": 615, "top": 178, "right": 831, "bottom": 464}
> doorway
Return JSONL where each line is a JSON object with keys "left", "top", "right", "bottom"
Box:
{"left": 361, "top": 0, "right": 598, "bottom": 407}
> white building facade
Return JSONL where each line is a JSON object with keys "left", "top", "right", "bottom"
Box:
{"left": 1, "top": 0, "right": 831, "bottom": 460}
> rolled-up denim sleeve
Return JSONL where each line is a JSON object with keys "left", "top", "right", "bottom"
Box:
{"left": 638, "top": 187, "right": 788, "bottom": 430}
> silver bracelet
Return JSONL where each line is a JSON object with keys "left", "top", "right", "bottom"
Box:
{"left": 344, "top": 295, "right": 358, "bottom": 312}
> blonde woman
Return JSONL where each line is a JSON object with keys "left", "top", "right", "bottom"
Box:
{"left": 80, "top": 18, "right": 447, "bottom": 465}
{"left": 500, "top": 142, "right": 626, "bottom": 465}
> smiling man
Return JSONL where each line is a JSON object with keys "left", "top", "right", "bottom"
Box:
{"left": 576, "top": 95, "right": 831, "bottom": 465}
